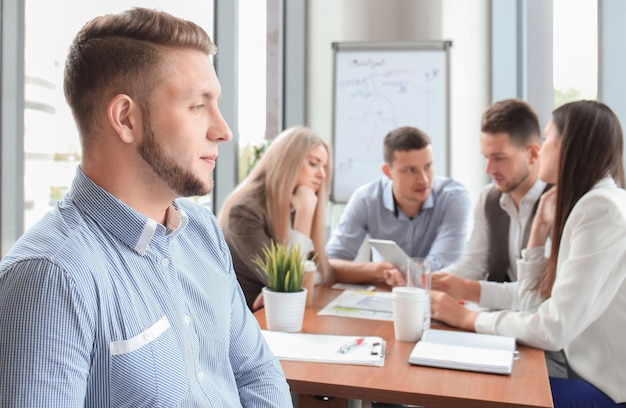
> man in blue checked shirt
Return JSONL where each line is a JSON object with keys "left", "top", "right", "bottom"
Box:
{"left": 326, "top": 126, "right": 471, "bottom": 287}
{"left": 0, "top": 8, "right": 291, "bottom": 407}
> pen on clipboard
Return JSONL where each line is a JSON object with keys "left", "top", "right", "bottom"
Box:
{"left": 338, "top": 337, "right": 365, "bottom": 353}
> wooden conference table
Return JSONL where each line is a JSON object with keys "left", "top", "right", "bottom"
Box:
{"left": 254, "top": 285, "right": 553, "bottom": 408}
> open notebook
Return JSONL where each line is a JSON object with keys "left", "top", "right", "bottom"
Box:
{"left": 408, "top": 329, "right": 517, "bottom": 375}
{"left": 262, "top": 330, "right": 386, "bottom": 367}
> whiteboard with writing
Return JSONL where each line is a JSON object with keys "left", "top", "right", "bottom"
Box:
{"left": 331, "top": 41, "right": 451, "bottom": 202}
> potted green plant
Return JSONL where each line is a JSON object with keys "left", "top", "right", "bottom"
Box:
{"left": 254, "top": 241, "right": 307, "bottom": 332}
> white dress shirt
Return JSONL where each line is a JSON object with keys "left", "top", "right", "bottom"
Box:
{"left": 444, "top": 180, "right": 547, "bottom": 310}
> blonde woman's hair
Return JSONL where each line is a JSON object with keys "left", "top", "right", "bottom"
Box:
{"left": 219, "top": 126, "right": 332, "bottom": 281}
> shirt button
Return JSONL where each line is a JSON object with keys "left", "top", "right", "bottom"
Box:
{"left": 144, "top": 330, "right": 153, "bottom": 341}
{"left": 161, "top": 258, "right": 170, "bottom": 267}
{"left": 184, "top": 315, "right": 192, "bottom": 325}
{"left": 197, "top": 371, "right": 205, "bottom": 381}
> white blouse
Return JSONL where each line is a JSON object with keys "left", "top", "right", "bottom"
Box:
{"left": 475, "top": 178, "right": 626, "bottom": 403}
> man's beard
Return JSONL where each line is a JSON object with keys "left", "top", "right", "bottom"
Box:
{"left": 499, "top": 165, "right": 529, "bottom": 194}
{"left": 138, "top": 118, "right": 213, "bottom": 197}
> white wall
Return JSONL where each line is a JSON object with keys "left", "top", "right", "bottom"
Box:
{"left": 442, "top": 0, "right": 491, "bottom": 205}
{"left": 307, "top": 0, "right": 491, "bottom": 213}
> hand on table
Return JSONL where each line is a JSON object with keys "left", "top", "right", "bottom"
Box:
{"left": 430, "top": 290, "right": 479, "bottom": 332}
{"left": 379, "top": 263, "right": 406, "bottom": 286}
{"left": 430, "top": 272, "right": 480, "bottom": 303}
{"left": 252, "top": 292, "right": 264, "bottom": 311}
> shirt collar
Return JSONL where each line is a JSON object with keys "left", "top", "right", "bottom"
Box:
{"left": 593, "top": 176, "right": 617, "bottom": 190}
{"left": 67, "top": 167, "right": 188, "bottom": 256}
{"left": 500, "top": 179, "right": 547, "bottom": 209}
{"left": 382, "top": 177, "right": 435, "bottom": 219}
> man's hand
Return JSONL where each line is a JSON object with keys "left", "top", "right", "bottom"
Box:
{"left": 382, "top": 265, "right": 406, "bottom": 286}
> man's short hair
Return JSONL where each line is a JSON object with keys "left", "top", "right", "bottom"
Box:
{"left": 481, "top": 99, "right": 541, "bottom": 146}
{"left": 383, "top": 126, "right": 431, "bottom": 164}
{"left": 63, "top": 7, "right": 215, "bottom": 148}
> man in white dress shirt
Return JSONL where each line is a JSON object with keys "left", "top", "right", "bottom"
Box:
{"left": 432, "top": 98, "right": 548, "bottom": 309}
{"left": 430, "top": 99, "right": 567, "bottom": 378}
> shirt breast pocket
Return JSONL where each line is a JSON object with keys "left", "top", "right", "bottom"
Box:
{"left": 109, "top": 316, "right": 188, "bottom": 407}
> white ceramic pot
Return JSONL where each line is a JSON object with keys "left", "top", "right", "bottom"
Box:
{"left": 262, "top": 286, "right": 307, "bottom": 332}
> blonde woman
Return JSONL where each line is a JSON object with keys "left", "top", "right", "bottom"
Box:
{"left": 219, "top": 126, "right": 332, "bottom": 310}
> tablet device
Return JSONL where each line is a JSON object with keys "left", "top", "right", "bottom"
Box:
{"left": 367, "top": 238, "right": 411, "bottom": 272}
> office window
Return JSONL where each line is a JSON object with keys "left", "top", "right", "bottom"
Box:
{"left": 553, "top": 0, "right": 598, "bottom": 106}
{"left": 23, "top": 1, "right": 214, "bottom": 231}
{"left": 238, "top": 0, "right": 268, "bottom": 181}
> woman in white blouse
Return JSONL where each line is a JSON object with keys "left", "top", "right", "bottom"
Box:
{"left": 431, "top": 100, "right": 626, "bottom": 406}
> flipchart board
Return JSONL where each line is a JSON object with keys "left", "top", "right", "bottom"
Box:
{"left": 331, "top": 41, "right": 452, "bottom": 203}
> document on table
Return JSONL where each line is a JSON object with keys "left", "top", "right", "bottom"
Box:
{"left": 408, "top": 329, "right": 517, "bottom": 375}
{"left": 261, "top": 330, "right": 386, "bottom": 366}
{"left": 318, "top": 290, "right": 394, "bottom": 321}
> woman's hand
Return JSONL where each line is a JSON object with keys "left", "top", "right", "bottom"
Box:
{"left": 252, "top": 292, "right": 264, "bottom": 311}
{"left": 430, "top": 290, "right": 479, "bottom": 331}
{"left": 527, "top": 187, "right": 557, "bottom": 248}
{"left": 292, "top": 185, "right": 317, "bottom": 237}
{"left": 430, "top": 273, "right": 480, "bottom": 303}
{"left": 291, "top": 185, "right": 318, "bottom": 214}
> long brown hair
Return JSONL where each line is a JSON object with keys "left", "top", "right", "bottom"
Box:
{"left": 218, "top": 127, "right": 332, "bottom": 281}
{"left": 538, "top": 100, "right": 624, "bottom": 299}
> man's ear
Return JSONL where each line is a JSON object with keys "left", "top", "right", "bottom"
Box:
{"left": 108, "top": 94, "right": 140, "bottom": 144}
{"left": 527, "top": 143, "right": 540, "bottom": 164}
{"left": 382, "top": 163, "right": 392, "bottom": 179}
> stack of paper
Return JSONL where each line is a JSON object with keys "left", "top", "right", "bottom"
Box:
{"left": 408, "top": 329, "right": 517, "bottom": 375}
{"left": 334, "top": 290, "right": 393, "bottom": 313}
{"left": 262, "top": 330, "right": 386, "bottom": 366}
{"left": 318, "top": 290, "right": 394, "bottom": 321}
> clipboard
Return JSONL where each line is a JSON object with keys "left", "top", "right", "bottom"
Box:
{"left": 262, "top": 330, "right": 386, "bottom": 367}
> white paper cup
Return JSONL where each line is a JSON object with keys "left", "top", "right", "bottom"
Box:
{"left": 391, "top": 287, "right": 426, "bottom": 342}
{"left": 302, "top": 260, "right": 317, "bottom": 308}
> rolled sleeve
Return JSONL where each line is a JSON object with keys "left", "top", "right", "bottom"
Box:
{"left": 325, "top": 190, "right": 370, "bottom": 260}
{"left": 289, "top": 229, "right": 315, "bottom": 259}
{"left": 474, "top": 310, "right": 499, "bottom": 334}
{"left": 479, "top": 281, "right": 519, "bottom": 310}
{"left": 426, "top": 183, "right": 471, "bottom": 270}
{"left": 444, "top": 185, "right": 491, "bottom": 279}
{"left": 516, "top": 246, "right": 546, "bottom": 312}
